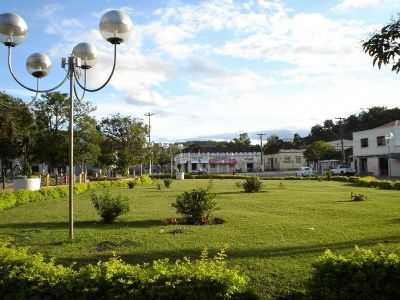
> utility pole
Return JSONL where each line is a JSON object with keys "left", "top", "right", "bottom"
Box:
{"left": 335, "top": 117, "right": 346, "bottom": 163}
{"left": 256, "top": 133, "right": 266, "bottom": 172}
{"left": 144, "top": 112, "right": 155, "bottom": 175}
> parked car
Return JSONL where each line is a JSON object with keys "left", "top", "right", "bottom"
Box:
{"left": 330, "top": 165, "right": 355, "bottom": 176}
{"left": 296, "top": 166, "right": 314, "bottom": 177}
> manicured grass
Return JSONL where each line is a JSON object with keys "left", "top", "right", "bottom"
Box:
{"left": 1, "top": 179, "right": 400, "bottom": 299}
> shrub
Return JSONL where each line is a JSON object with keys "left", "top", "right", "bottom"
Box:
{"left": 0, "top": 192, "right": 17, "bottom": 210}
{"left": 351, "top": 192, "right": 367, "bottom": 201}
{"left": 308, "top": 247, "right": 400, "bottom": 300}
{"left": 393, "top": 181, "right": 400, "bottom": 190}
{"left": 139, "top": 175, "right": 152, "bottom": 185}
{"left": 172, "top": 188, "right": 218, "bottom": 224}
{"left": 241, "top": 177, "right": 263, "bottom": 193}
{"left": 127, "top": 180, "right": 137, "bottom": 189}
{"left": 0, "top": 243, "right": 252, "bottom": 300}
{"left": 164, "top": 178, "right": 173, "bottom": 188}
{"left": 377, "top": 180, "right": 393, "bottom": 190}
{"left": 90, "top": 190, "right": 129, "bottom": 223}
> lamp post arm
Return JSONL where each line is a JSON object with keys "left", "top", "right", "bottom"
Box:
{"left": 7, "top": 46, "right": 69, "bottom": 93}
{"left": 73, "top": 69, "right": 86, "bottom": 101}
{"left": 74, "top": 44, "right": 117, "bottom": 93}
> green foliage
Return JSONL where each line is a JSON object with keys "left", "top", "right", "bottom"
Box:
{"left": 164, "top": 178, "right": 173, "bottom": 188}
{"left": 308, "top": 247, "right": 400, "bottom": 300}
{"left": 304, "top": 141, "right": 341, "bottom": 162}
{"left": 351, "top": 193, "right": 367, "bottom": 202}
{"left": 0, "top": 243, "right": 250, "bottom": 300}
{"left": 173, "top": 188, "right": 218, "bottom": 224}
{"left": 241, "top": 177, "right": 263, "bottom": 193}
{"left": 139, "top": 175, "right": 153, "bottom": 185}
{"left": 127, "top": 180, "right": 137, "bottom": 189}
{"left": 91, "top": 190, "right": 129, "bottom": 223}
{"left": 363, "top": 15, "right": 400, "bottom": 72}
{"left": 376, "top": 180, "right": 393, "bottom": 190}
{"left": 0, "top": 192, "right": 17, "bottom": 210}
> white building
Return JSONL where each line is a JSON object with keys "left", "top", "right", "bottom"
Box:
{"left": 174, "top": 152, "right": 262, "bottom": 174}
{"left": 264, "top": 149, "right": 307, "bottom": 171}
{"left": 353, "top": 121, "right": 400, "bottom": 177}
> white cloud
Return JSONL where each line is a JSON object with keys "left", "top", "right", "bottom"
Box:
{"left": 37, "top": 0, "right": 400, "bottom": 140}
{"left": 334, "top": 0, "right": 383, "bottom": 11}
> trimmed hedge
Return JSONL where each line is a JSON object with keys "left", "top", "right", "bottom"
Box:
{"left": 308, "top": 247, "right": 400, "bottom": 300}
{"left": 0, "top": 176, "right": 152, "bottom": 212}
{"left": 0, "top": 243, "right": 255, "bottom": 300}
{"left": 153, "top": 173, "right": 400, "bottom": 191}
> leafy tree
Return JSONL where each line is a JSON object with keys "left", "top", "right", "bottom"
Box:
{"left": 0, "top": 93, "right": 36, "bottom": 182}
{"left": 232, "top": 133, "right": 251, "bottom": 146}
{"left": 33, "top": 92, "right": 95, "bottom": 172}
{"left": 99, "top": 114, "right": 148, "bottom": 175}
{"left": 304, "top": 141, "right": 341, "bottom": 163}
{"left": 74, "top": 116, "right": 102, "bottom": 172}
{"left": 363, "top": 15, "right": 400, "bottom": 72}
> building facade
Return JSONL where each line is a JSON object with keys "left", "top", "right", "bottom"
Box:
{"left": 353, "top": 121, "right": 400, "bottom": 177}
{"left": 264, "top": 149, "right": 307, "bottom": 171}
{"left": 174, "top": 152, "right": 262, "bottom": 174}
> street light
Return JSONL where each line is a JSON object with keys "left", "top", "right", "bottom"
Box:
{"left": 0, "top": 10, "right": 133, "bottom": 240}
{"left": 385, "top": 132, "right": 394, "bottom": 178}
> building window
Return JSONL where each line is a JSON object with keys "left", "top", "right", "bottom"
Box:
{"left": 360, "top": 138, "right": 368, "bottom": 148}
{"left": 296, "top": 156, "right": 302, "bottom": 164}
{"left": 284, "top": 156, "right": 291, "bottom": 163}
{"left": 377, "top": 136, "right": 386, "bottom": 146}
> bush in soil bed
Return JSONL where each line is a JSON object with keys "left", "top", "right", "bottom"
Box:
{"left": 90, "top": 190, "right": 130, "bottom": 223}
{"left": 172, "top": 188, "right": 218, "bottom": 225}
{"left": 241, "top": 177, "right": 263, "bottom": 193}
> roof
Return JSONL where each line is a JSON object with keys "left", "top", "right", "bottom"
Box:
{"left": 377, "top": 120, "right": 400, "bottom": 128}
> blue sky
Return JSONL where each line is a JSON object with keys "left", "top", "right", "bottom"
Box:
{"left": 1, "top": 0, "right": 400, "bottom": 141}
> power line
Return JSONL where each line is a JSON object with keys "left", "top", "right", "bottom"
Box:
{"left": 144, "top": 112, "right": 155, "bottom": 175}
{"left": 256, "top": 133, "right": 266, "bottom": 172}
{"left": 335, "top": 117, "right": 346, "bottom": 163}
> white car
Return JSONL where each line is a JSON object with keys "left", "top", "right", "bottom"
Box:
{"left": 331, "top": 165, "right": 355, "bottom": 176}
{"left": 296, "top": 166, "right": 314, "bottom": 177}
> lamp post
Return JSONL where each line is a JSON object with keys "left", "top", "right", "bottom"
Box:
{"left": 385, "top": 132, "right": 394, "bottom": 178}
{"left": 0, "top": 10, "right": 133, "bottom": 240}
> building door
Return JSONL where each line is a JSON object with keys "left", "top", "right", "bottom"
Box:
{"left": 269, "top": 158, "right": 274, "bottom": 170}
{"left": 247, "top": 163, "right": 254, "bottom": 172}
{"left": 360, "top": 158, "right": 368, "bottom": 175}
{"left": 379, "top": 157, "right": 389, "bottom": 177}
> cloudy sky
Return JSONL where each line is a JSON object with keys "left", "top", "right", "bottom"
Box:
{"left": 1, "top": 0, "right": 400, "bottom": 141}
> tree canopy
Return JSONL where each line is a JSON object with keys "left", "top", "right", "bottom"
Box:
{"left": 363, "top": 15, "right": 400, "bottom": 72}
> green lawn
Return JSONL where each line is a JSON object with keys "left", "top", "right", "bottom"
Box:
{"left": 1, "top": 179, "right": 400, "bottom": 299}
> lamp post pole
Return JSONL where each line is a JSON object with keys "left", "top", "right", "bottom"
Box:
{"left": 386, "top": 133, "right": 394, "bottom": 178}
{"left": 68, "top": 57, "right": 75, "bottom": 239}
{"left": 144, "top": 112, "right": 155, "bottom": 175}
{"left": 1, "top": 10, "right": 133, "bottom": 240}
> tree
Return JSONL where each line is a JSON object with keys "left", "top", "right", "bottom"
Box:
{"left": 304, "top": 141, "right": 341, "bottom": 163}
{"left": 33, "top": 92, "right": 95, "bottom": 173}
{"left": 74, "top": 116, "right": 102, "bottom": 172}
{"left": 363, "top": 16, "right": 400, "bottom": 72}
{"left": 264, "top": 135, "right": 283, "bottom": 154}
{"left": 0, "top": 93, "right": 36, "bottom": 182}
{"left": 232, "top": 133, "right": 251, "bottom": 146}
{"left": 99, "top": 114, "right": 148, "bottom": 175}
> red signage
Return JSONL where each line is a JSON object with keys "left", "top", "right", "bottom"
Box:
{"left": 209, "top": 159, "right": 237, "bottom": 165}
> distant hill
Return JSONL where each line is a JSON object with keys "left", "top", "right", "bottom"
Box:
{"left": 172, "top": 128, "right": 309, "bottom": 144}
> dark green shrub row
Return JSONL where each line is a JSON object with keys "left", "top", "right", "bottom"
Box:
{"left": 308, "top": 247, "right": 400, "bottom": 300}
{"left": 0, "top": 178, "right": 146, "bottom": 212}
{"left": 156, "top": 173, "right": 400, "bottom": 191}
{"left": 0, "top": 243, "right": 254, "bottom": 300}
